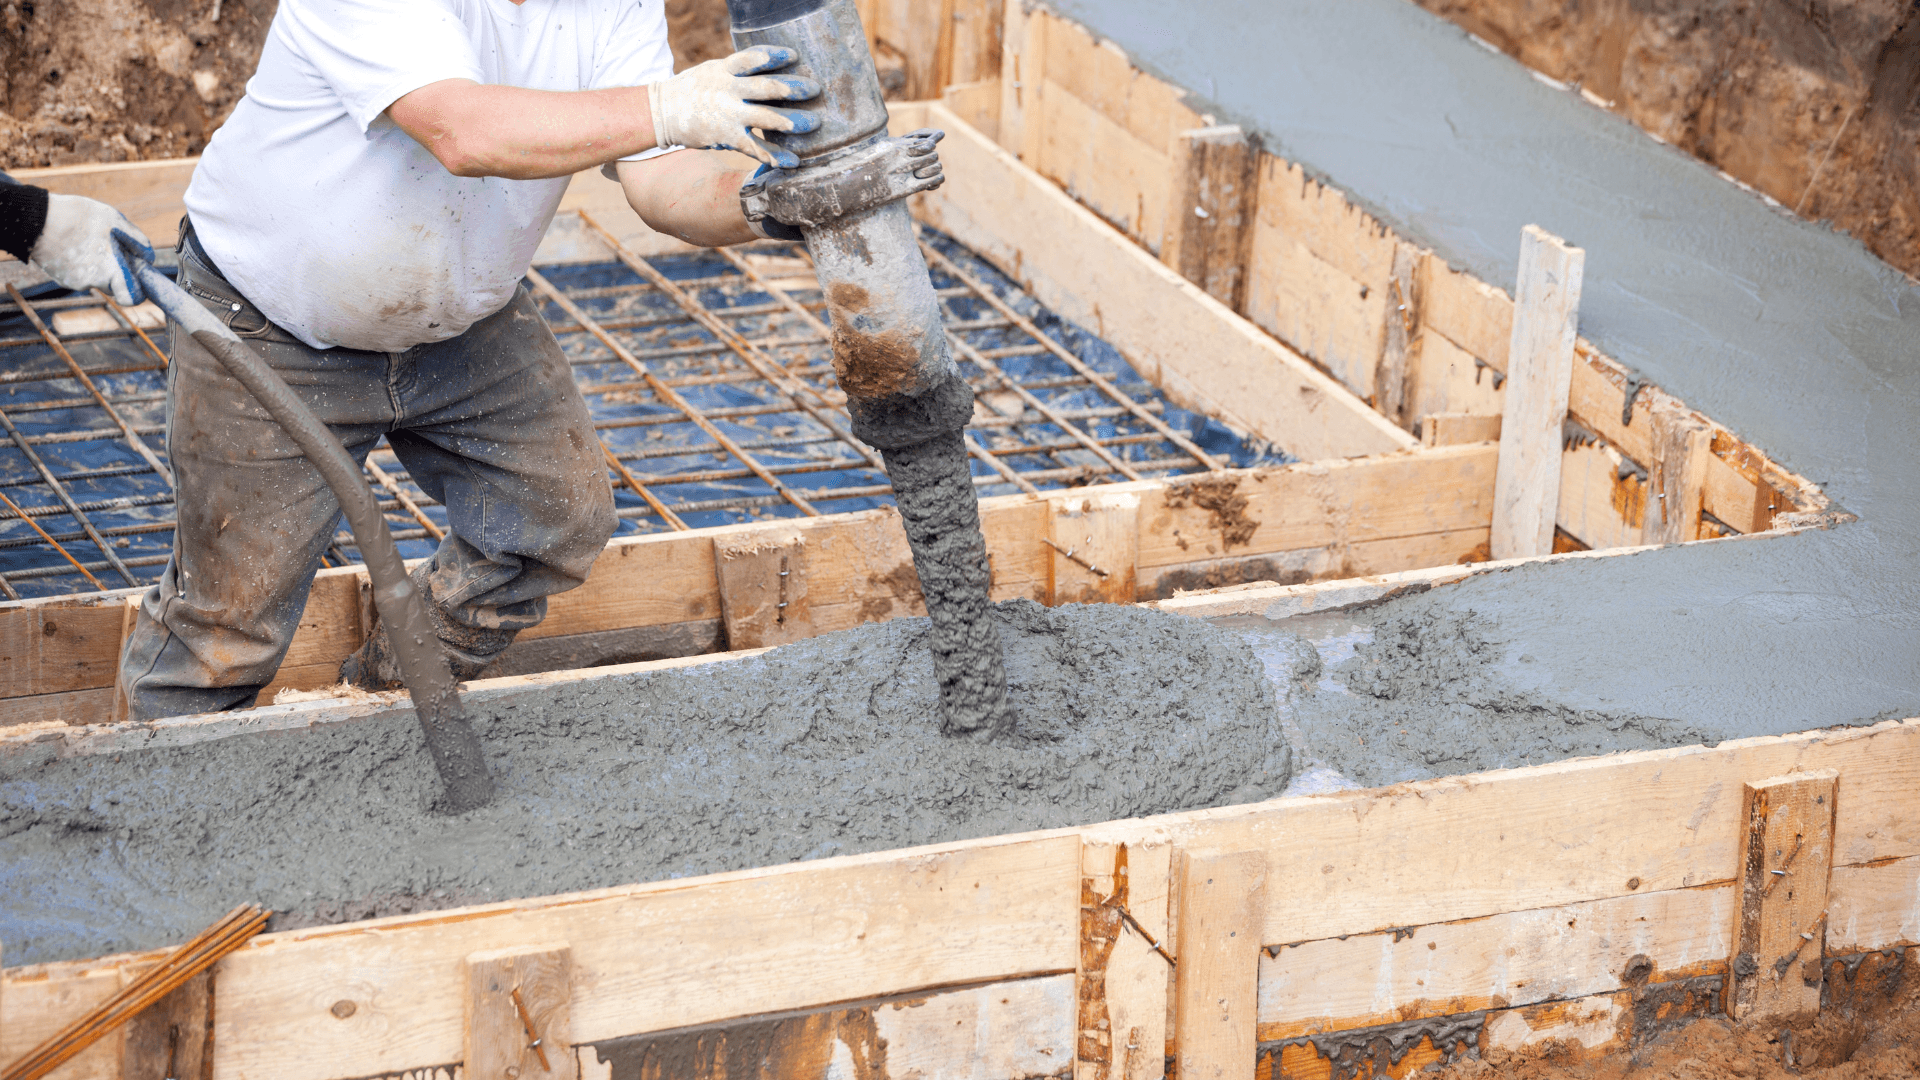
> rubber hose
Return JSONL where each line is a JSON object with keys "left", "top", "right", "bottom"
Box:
{"left": 130, "top": 261, "right": 495, "bottom": 813}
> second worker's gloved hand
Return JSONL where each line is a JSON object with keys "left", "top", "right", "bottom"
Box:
{"left": 30, "top": 193, "right": 153, "bottom": 306}
{"left": 649, "top": 46, "right": 821, "bottom": 169}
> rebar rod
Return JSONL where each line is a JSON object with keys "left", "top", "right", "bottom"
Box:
{"left": 525, "top": 268, "right": 821, "bottom": 517}
{"left": 6, "top": 284, "right": 175, "bottom": 488}
{"left": 0, "top": 407, "right": 140, "bottom": 586}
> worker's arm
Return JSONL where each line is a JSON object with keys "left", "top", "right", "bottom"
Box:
{"left": 0, "top": 181, "right": 152, "bottom": 305}
{"left": 388, "top": 46, "right": 822, "bottom": 180}
{"left": 614, "top": 151, "right": 766, "bottom": 248}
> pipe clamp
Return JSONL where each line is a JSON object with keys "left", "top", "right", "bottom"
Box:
{"left": 741, "top": 129, "right": 946, "bottom": 229}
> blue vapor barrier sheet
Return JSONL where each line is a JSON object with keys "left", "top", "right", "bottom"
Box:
{"left": 0, "top": 226, "right": 1290, "bottom": 600}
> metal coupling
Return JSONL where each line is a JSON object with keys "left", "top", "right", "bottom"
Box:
{"left": 740, "top": 129, "right": 946, "bottom": 230}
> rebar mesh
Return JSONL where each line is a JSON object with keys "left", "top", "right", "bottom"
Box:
{"left": 0, "top": 221, "right": 1287, "bottom": 601}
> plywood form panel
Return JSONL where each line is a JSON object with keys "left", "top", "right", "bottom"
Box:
{"left": 1033, "top": 81, "right": 1173, "bottom": 250}
{"left": 1828, "top": 854, "right": 1920, "bottom": 952}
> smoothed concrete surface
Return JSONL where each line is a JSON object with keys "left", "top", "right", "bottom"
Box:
{"left": 1056, "top": 0, "right": 1919, "bottom": 737}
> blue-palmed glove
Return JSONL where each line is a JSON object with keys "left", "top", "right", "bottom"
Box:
{"left": 648, "top": 46, "right": 822, "bottom": 169}
{"left": 32, "top": 193, "right": 153, "bottom": 306}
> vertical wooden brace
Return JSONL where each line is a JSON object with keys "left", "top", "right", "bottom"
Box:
{"left": 1078, "top": 839, "right": 1173, "bottom": 1080}
{"left": 1491, "top": 225, "right": 1585, "bottom": 560}
{"left": 1047, "top": 490, "right": 1139, "bottom": 605}
{"left": 1375, "top": 241, "right": 1422, "bottom": 426}
{"left": 466, "top": 945, "right": 578, "bottom": 1080}
{"left": 713, "top": 531, "right": 815, "bottom": 650}
{"left": 1173, "top": 849, "right": 1265, "bottom": 1080}
{"left": 1644, "top": 404, "right": 1713, "bottom": 544}
{"left": 1004, "top": 0, "right": 1047, "bottom": 163}
{"left": 110, "top": 592, "right": 140, "bottom": 723}
{"left": 122, "top": 970, "right": 215, "bottom": 1080}
{"left": 1731, "top": 770, "right": 1837, "bottom": 1022}
{"left": 1161, "top": 126, "right": 1259, "bottom": 311}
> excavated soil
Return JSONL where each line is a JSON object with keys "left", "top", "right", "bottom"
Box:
{"left": 0, "top": 0, "right": 732, "bottom": 169}
{"left": 1413, "top": 0, "right": 1920, "bottom": 279}
{"left": 1432, "top": 951, "right": 1920, "bottom": 1079}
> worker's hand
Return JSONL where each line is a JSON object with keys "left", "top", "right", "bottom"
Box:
{"left": 648, "top": 46, "right": 821, "bottom": 169}
{"left": 29, "top": 193, "right": 152, "bottom": 306}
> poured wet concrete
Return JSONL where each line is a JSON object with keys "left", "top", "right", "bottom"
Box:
{"left": 0, "top": 601, "right": 1288, "bottom": 966}
{"left": 1058, "top": 0, "right": 1920, "bottom": 738}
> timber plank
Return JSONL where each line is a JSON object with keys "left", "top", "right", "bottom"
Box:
{"left": 16, "top": 159, "right": 199, "bottom": 248}
{"left": 0, "top": 602, "right": 128, "bottom": 698}
{"left": 1406, "top": 327, "right": 1504, "bottom": 425}
{"left": 1731, "top": 771, "right": 1837, "bottom": 1020}
{"left": 1827, "top": 854, "right": 1920, "bottom": 953}
{"left": 913, "top": 104, "right": 1414, "bottom": 461}
{"left": 1245, "top": 227, "right": 1388, "bottom": 402}
{"left": 1491, "top": 226, "right": 1584, "bottom": 560}
{"left": 582, "top": 974, "right": 1076, "bottom": 1080}
{"left": 1556, "top": 440, "right": 1646, "bottom": 551}
{"left": 1173, "top": 850, "right": 1265, "bottom": 1080}
{"left": 1076, "top": 839, "right": 1172, "bottom": 1080}
{"left": 1157, "top": 718, "right": 1920, "bottom": 947}
{"left": 1033, "top": 78, "right": 1172, "bottom": 249}
{"left": 207, "top": 834, "right": 1081, "bottom": 1080}
{"left": 465, "top": 946, "right": 577, "bottom": 1080}
{"left": 1136, "top": 446, "right": 1497, "bottom": 570}
{"left": 1136, "top": 527, "right": 1489, "bottom": 600}
{"left": 1255, "top": 885, "right": 1733, "bottom": 1040}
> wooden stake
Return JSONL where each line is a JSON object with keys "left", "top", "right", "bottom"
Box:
{"left": 1047, "top": 490, "right": 1140, "bottom": 605}
{"left": 713, "top": 531, "right": 817, "bottom": 650}
{"left": 1490, "top": 225, "right": 1584, "bottom": 560}
{"left": 1730, "top": 770, "right": 1837, "bottom": 1022}
{"left": 465, "top": 946, "right": 577, "bottom": 1080}
{"left": 1162, "top": 126, "right": 1259, "bottom": 310}
{"left": 1173, "top": 849, "right": 1265, "bottom": 1080}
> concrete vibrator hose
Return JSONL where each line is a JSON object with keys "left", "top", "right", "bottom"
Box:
{"left": 732, "top": 0, "right": 1015, "bottom": 738}
{"left": 125, "top": 251, "right": 496, "bottom": 813}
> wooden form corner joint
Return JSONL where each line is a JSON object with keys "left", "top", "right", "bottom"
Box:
{"left": 466, "top": 945, "right": 577, "bottom": 1080}
{"left": 1730, "top": 770, "right": 1838, "bottom": 1023}
{"left": 1491, "top": 224, "right": 1585, "bottom": 561}
{"left": 1173, "top": 849, "right": 1265, "bottom": 1080}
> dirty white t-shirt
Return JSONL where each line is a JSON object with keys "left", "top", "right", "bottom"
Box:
{"left": 184, "top": 0, "right": 674, "bottom": 352}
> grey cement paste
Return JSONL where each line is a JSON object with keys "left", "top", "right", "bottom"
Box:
{"left": 0, "top": 600, "right": 1286, "bottom": 966}
{"left": 1229, "top": 594, "right": 1713, "bottom": 792}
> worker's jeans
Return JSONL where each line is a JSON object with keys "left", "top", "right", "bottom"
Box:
{"left": 118, "top": 224, "right": 616, "bottom": 721}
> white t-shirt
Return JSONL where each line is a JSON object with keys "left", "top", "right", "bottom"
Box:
{"left": 184, "top": 0, "right": 675, "bottom": 352}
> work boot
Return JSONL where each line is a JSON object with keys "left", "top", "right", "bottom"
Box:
{"left": 338, "top": 565, "right": 517, "bottom": 690}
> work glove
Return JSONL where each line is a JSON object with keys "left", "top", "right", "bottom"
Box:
{"left": 30, "top": 193, "right": 153, "bottom": 306}
{"left": 648, "top": 46, "right": 822, "bottom": 169}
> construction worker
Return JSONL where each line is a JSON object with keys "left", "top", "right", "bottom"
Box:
{"left": 107, "top": 0, "right": 870, "bottom": 721}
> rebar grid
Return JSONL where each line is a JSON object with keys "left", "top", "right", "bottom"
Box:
{"left": 0, "top": 222, "right": 1275, "bottom": 600}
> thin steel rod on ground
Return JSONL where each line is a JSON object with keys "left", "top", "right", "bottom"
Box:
{"left": 6, "top": 284, "right": 175, "bottom": 487}
{"left": 946, "top": 329, "right": 1144, "bottom": 482}
{"left": 364, "top": 457, "right": 444, "bottom": 541}
{"left": 524, "top": 268, "right": 821, "bottom": 517}
{"left": 94, "top": 290, "right": 171, "bottom": 370}
{"left": 0, "top": 486, "right": 103, "bottom": 590}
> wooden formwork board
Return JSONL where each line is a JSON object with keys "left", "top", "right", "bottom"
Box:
{"left": 6, "top": 683, "right": 1915, "bottom": 1079}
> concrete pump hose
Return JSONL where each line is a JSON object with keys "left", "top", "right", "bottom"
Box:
{"left": 127, "top": 256, "right": 495, "bottom": 813}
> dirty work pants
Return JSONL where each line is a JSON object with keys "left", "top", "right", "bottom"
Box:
{"left": 119, "top": 223, "right": 617, "bottom": 721}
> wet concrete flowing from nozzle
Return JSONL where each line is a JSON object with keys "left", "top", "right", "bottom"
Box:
{"left": 881, "top": 431, "right": 1013, "bottom": 737}
{"left": 0, "top": 600, "right": 1288, "bottom": 966}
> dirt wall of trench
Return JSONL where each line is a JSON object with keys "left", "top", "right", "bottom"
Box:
{"left": 1412, "top": 0, "right": 1920, "bottom": 279}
